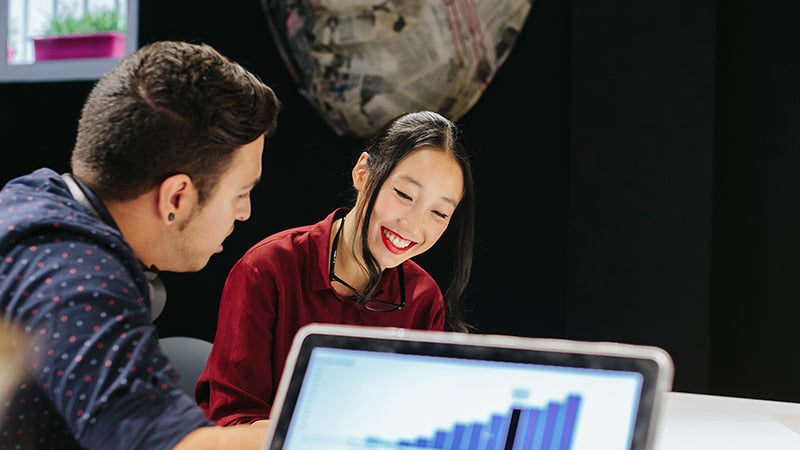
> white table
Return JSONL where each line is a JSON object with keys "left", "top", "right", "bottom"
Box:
{"left": 655, "top": 391, "right": 800, "bottom": 450}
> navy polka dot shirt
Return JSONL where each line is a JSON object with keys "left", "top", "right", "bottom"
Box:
{"left": 0, "top": 169, "right": 212, "bottom": 450}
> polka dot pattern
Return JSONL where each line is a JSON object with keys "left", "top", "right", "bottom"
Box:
{"left": 1, "top": 169, "right": 212, "bottom": 449}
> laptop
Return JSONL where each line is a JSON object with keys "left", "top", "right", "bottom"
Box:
{"left": 261, "top": 323, "right": 674, "bottom": 450}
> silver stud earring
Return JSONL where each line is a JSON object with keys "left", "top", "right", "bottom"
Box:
{"left": 168, "top": 212, "right": 175, "bottom": 222}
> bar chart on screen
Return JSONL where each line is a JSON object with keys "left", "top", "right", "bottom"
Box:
{"left": 364, "top": 394, "right": 582, "bottom": 450}
{"left": 281, "top": 348, "right": 641, "bottom": 450}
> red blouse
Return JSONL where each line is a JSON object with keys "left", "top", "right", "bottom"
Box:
{"left": 195, "top": 208, "right": 445, "bottom": 425}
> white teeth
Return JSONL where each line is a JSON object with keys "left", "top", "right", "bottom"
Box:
{"left": 384, "top": 228, "right": 411, "bottom": 249}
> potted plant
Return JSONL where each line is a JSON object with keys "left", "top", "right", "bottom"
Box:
{"left": 33, "top": 7, "right": 126, "bottom": 61}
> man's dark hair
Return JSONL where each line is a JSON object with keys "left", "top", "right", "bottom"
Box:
{"left": 72, "top": 40, "right": 281, "bottom": 204}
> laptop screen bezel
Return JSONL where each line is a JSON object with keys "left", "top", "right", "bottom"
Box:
{"left": 263, "top": 324, "right": 673, "bottom": 450}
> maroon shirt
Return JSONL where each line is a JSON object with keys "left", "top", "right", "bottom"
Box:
{"left": 195, "top": 208, "right": 445, "bottom": 425}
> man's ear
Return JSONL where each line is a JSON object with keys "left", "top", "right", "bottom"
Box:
{"left": 157, "top": 174, "right": 194, "bottom": 224}
{"left": 352, "top": 152, "right": 369, "bottom": 191}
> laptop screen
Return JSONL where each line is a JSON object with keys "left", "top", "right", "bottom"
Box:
{"left": 263, "top": 324, "right": 673, "bottom": 450}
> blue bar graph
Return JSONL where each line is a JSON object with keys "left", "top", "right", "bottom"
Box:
{"left": 368, "top": 394, "right": 582, "bottom": 450}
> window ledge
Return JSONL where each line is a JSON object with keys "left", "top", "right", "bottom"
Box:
{"left": 1, "top": 0, "right": 138, "bottom": 83}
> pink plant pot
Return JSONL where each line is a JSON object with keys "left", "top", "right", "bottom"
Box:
{"left": 33, "top": 31, "right": 125, "bottom": 61}
{"left": 6, "top": 47, "right": 14, "bottom": 63}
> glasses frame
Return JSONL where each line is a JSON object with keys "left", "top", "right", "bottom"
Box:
{"left": 329, "top": 216, "right": 406, "bottom": 312}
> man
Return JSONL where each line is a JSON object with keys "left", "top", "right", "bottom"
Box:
{"left": 0, "top": 40, "right": 281, "bottom": 450}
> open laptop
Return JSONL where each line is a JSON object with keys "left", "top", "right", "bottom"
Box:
{"left": 261, "top": 323, "right": 674, "bottom": 450}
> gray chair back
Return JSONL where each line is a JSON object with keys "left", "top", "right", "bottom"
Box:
{"left": 159, "top": 336, "right": 213, "bottom": 398}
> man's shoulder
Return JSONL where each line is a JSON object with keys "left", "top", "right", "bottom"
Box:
{"left": 1, "top": 167, "right": 63, "bottom": 194}
{"left": 0, "top": 169, "right": 127, "bottom": 258}
{"left": 0, "top": 172, "right": 142, "bottom": 322}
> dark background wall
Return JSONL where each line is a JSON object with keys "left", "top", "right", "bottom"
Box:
{"left": 2, "top": 0, "right": 799, "bottom": 403}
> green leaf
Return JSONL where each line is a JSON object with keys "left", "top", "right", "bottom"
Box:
{"left": 43, "top": 6, "right": 125, "bottom": 36}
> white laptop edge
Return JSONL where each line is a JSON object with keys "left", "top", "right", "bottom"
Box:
{"left": 262, "top": 323, "right": 675, "bottom": 450}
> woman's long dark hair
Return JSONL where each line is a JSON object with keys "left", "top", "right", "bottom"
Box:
{"left": 351, "top": 110, "right": 476, "bottom": 332}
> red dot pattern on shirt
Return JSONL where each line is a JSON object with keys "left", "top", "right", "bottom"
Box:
{"left": 1, "top": 216, "right": 181, "bottom": 448}
{"left": 0, "top": 177, "right": 211, "bottom": 449}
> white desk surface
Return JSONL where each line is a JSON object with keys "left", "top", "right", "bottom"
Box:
{"left": 655, "top": 391, "right": 800, "bottom": 450}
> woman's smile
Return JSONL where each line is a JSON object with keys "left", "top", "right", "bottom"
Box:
{"left": 381, "top": 226, "right": 415, "bottom": 254}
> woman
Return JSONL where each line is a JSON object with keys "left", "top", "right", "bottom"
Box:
{"left": 196, "top": 110, "right": 476, "bottom": 425}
